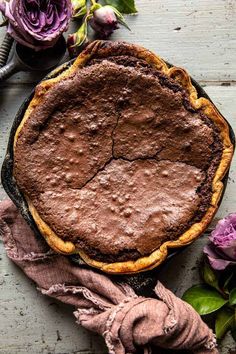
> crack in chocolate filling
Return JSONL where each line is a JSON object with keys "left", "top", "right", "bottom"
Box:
{"left": 14, "top": 56, "right": 223, "bottom": 262}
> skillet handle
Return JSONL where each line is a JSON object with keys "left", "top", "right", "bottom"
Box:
{"left": 0, "top": 59, "right": 18, "bottom": 82}
{"left": 0, "top": 33, "right": 14, "bottom": 68}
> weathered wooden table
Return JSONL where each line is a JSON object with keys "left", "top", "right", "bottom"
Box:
{"left": 0, "top": 1, "right": 235, "bottom": 353}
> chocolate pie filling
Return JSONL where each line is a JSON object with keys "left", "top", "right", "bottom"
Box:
{"left": 14, "top": 56, "right": 223, "bottom": 262}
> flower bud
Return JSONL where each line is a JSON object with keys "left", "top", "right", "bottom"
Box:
{"left": 94, "top": 5, "right": 117, "bottom": 25}
{"left": 67, "top": 22, "right": 88, "bottom": 57}
{"left": 90, "top": 5, "right": 118, "bottom": 39}
{"left": 67, "top": 33, "right": 77, "bottom": 55}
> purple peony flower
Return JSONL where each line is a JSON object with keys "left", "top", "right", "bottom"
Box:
{"left": 90, "top": 5, "right": 119, "bottom": 39}
{"left": 204, "top": 214, "right": 236, "bottom": 270}
{"left": 0, "top": 0, "right": 72, "bottom": 50}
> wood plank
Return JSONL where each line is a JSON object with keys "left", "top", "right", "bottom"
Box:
{"left": 0, "top": 0, "right": 235, "bottom": 350}
{"left": 0, "top": 252, "right": 106, "bottom": 353}
{"left": 0, "top": 0, "right": 235, "bottom": 84}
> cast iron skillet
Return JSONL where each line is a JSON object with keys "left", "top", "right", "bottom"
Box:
{"left": 1, "top": 59, "right": 235, "bottom": 295}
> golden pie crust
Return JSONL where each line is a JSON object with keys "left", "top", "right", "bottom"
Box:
{"left": 14, "top": 41, "right": 234, "bottom": 274}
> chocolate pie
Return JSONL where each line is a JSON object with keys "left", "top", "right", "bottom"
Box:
{"left": 13, "top": 41, "right": 234, "bottom": 273}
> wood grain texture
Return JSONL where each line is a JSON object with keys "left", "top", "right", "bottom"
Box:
{"left": 0, "top": 0, "right": 236, "bottom": 353}
{"left": 0, "top": 0, "right": 235, "bottom": 84}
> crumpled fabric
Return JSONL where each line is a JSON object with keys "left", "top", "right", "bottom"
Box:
{"left": 0, "top": 200, "right": 218, "bottom": 354}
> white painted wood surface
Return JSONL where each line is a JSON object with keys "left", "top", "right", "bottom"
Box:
{"left": 0, "top": 0, "right": 235, "bottom": 353}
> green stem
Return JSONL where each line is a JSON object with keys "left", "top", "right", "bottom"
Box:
{"left": 89, "top": 0, "right": 101, "bottom": 12}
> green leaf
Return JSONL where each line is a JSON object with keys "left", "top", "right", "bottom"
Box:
{"left": 73, "top": 6, "right": 87, "bottom": 19}
{"left": 69, "top": 21, "right": 88, "bottom": 49}
{"left": 215, "top": 307, "right": 234, "bottom": 339}
{"left": 222, "top": 272, "right": 234, "bottom": 295}
{"left": 229, "top": 288, "right": 236, "bottom": 306}
{"left": 104, "top": 0, "right": 138, "bottom": 14}
{"left": 111, "top": 6, "right": 130, "bottom": 30}
{"left": 182, "top": 284, "right": 228, "bottom": 315}
{"left": 72, "top": 0, "right": 87, "bottom": 18}
{"left": 72, "top": 0, "right": 85, "bottom": 7}
{"left": 202, "top": 262, "right": 220, "bottom": 292}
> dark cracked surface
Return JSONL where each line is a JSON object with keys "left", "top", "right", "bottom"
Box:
{"left": 13, "top": 57, "right": 223, "bottom": 262}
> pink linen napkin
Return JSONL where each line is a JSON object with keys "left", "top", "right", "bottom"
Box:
{"left": 0, "top": 199, "right": 218, "bottom": 354}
